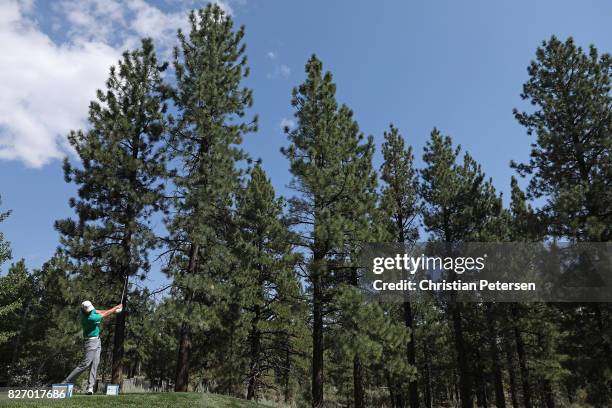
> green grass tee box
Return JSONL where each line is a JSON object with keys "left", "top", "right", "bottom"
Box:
{"left": 0, "top": 392, "right": 276, "bottom": 408}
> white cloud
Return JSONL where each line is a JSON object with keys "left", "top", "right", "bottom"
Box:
{"left": 128, "top": 0, "right": 190, "bottom": 51}
{"left": 59, "top": 0, "right": 126, "bottom": 43}
{"left": 267, "top": 50, "right": 276, "bottom": 59}
{"left": 279, "top": 118, "right": 295, "bottom": 131}
{"left": 58, "top": 0, "right": 190, "bottom": 55}
{"left": 0, "top": 0, "right": 204, "bottom": 168}
{"left": 0, "top": 0, "right": 120, "bottom": 167}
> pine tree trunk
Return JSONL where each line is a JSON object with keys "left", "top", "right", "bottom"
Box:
{"left": 446, "top": 238, "right": 473, "bottom": 408}
{"left": 536, "top": 332, "right": 555, "bottom": 408}
{"left": 453, "top": 369, "right": 460, "bottom": 405}
{"left": 312, "top": 268, "right": 324, "bottom": 408}
{"left": 174, "top": 322, "right": 191, "bottom": 391}
{"left": 229, "top": 323, "right": 235, "bottom": 395}
{"left": 474, "top": 351, "right": 488, "bottom": 408}
{"left": 512, "top": 307, "right": 532, "bottom": 408}
{"left": 348, "top": 267, "right": 365, "bottom": 408}
{"left": 452, "top": 302, "right": 473, "bottom": 408}
{"left": 591, "top": 303, "right": 611, "bottom": 403}
{"left": 246, "top": 305, "right": 261, "bottom": 400}
{"left": 398, "top": 223, "right": 419, "bottom": 408}
{"left": 9, "top": 298, "right": 31, "bottom": 369}
{"left": 111, "top": 125, "right": 141, "bottom": 387}
{"left": 486, "top": 305, "right": 506, "bottom": 408}
{"left": 174, "top": 243, "right": 198, "bottom": 392}
{"left": 111, "top": 306, "right": 126, "bottom": 385}
{"left": 385, "top": 376, "right": 405, "bottom": 408}
{"left": 404, "top": 300, "right": 420, "bottom": 408}
{"left": 396, "top": 387, "right": 406, "bottom": 408}
{"left": 516, "top": 329, "right": 532, "bottom": 408}
{"left": 491, "top": 347, "right": 506, "bottom": 408}
{"left": 100, "top": 334, "right": 110, "bottom": 384}
{"left": 111, "top": 314, "right": 125, "bottom": 385}
{"left": 475, "top": 385, "right": 487, "bottom": 408}
{"left": 542, "top": 380, "right": 555, "bottom": 408}
{"left": 504, "top": 336, "right": 520, "bottom": 408}
{"left": 283, "top": 344, "right": 291, "bottom": 403}
{"left": 112, "top": 253, "right": 131, "bottom": 385}
{"left": 385, "top": 371, "right": 396, "bottom": 408}
{"left": 388, "top": 373, "right": 405, "bottom": 408}
{"left": 423, "top": 342, "right": 433, "bottom": 408}
{"left": 353, "top": 354, "right": 365, "bottom": 408}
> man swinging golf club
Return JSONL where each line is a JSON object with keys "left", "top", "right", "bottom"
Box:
{"left": 62, "top": 300, "right": 123, "bottom": 394}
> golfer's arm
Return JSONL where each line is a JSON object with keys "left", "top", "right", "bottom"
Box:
{"left": 97, "top": 309, "right": 113, "bottom": 318}
{"left": 97, "top": 304, "right": 122, "bottom": 318}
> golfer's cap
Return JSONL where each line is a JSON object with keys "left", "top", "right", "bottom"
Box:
{"left": 81, "top": 300, "right": 94, "bottom": 313}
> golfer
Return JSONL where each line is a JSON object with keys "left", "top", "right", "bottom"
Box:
{"left": 62, "top": 300, "right": 123, "bottom": 394}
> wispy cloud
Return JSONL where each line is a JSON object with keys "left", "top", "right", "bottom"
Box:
{"left": 165, "top": 0, "right": 235, "bottom": 16}
{"left": 57, "top": 0, "right": 190, "bottom": 55}
{"left": 279, "top": 64, "right": 290, "bottom": 78}
{"left": 265, "top": 49, "right": 290, "bottom": 79}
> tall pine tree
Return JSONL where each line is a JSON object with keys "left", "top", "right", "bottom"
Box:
{"left": 165, "top": 4, "right": 256, "bottom": 391}
{"left": 420, "top": 128, "right": 504, "bottom": 408}
{"left": 513, "top": 36, "right": 611, "bottom": 405}
{"left": 55, "top": 38, "right": 169, "bottom": 385}
{"left": 512, "top": 36, "right": 611, "bottom": 242}
{"left": 0, "top": 196, "right": 14, "bottom": 346}
{"left": 282, "top": 55, "right": 377, "bottom": 407}
{"left": 379, "top": 124, "right": 420, "bottom": 408}
{"left": 233, "top": 164, "right": 302, "bottom": 400}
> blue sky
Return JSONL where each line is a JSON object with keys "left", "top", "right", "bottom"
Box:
{"left": 0, "top": 0, "right": 610, "bottom": 290}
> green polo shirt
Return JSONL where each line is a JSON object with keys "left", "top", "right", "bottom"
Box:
{"left": 80, "top": 309, "right": 102, "bottom": 338}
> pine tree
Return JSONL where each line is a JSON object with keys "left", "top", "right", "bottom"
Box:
{"left": 1, "top": 261, "right": 33, "bottom": 381}
{"left": 379, "top": 124, "right": 420, "bottom": 408}
{"left": 233, "top": 164, "right": 302, "bottom": 400}
{"left": 0, "top": 197, "right": 9, "bottom": 260}
{"left": 55, "top": 38, "right": 169, "bottom": 385}
{"left": 420, "top": 128, "right": 503, "bottom": 408}
{"left": 0, "top": 197, "right": 14, "bottom": 346}
{"left": 420, "top": 129, "right": 472, "bottom": 408}
{"left": 282, "top": 55, "right": 377, "bottom": 407}
{"left": 140, "top": 299, "right": 178, "bottom": 390}
{"left": 0, "top": 253, "right": 85, "bottom": 387}
{"left": 505, "top": 178, "right": 571, "bottom": 408}
{"left": 414, "top": 300, "right": 453, "bottom": 407}
{"left": 331, "top": 285, "right": 413, "bottom": 407}
{"left": 513, "top": 36, "right": 611, "bottom": 405}
{"left": 165, "top": 4, "right": 256, "bottom": 391}
{"left": 512, "top": 36, "right": 612, "bottom": 242}
{"left": 505, "top": 180, "right": 537, "bottom": 408}
{"left": 34, "top": 254, "right": 83, "bottom": 385}
{"left": 0, "top": 266, "right": 26, "bottom": 351}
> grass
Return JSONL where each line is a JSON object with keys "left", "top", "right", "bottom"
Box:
{"left": 0, "top": 392, "right": 277, "bottom": 407}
